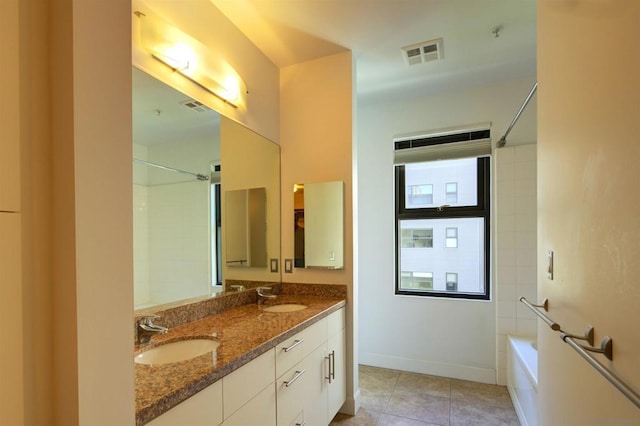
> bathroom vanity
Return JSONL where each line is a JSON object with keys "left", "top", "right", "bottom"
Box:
{"left": 135, "top": 291, "right": 346, "bottom": 426}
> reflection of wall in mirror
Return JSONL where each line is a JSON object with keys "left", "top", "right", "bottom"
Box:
{"left": 304, "top": 181, "right": 344, "bottom": 269}
{"left": 133, "top": 138, "right": 217, "bottom": 309}
{"left": 224, "top": 187, "right": 267, "bottom": 268}
{"left": 220, "top": 117, "right": 280, "bottom": 285}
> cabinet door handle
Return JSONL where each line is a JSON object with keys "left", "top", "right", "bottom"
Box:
{"left": 330, "top": 350, "right": 336, "bottom": 380}
{"left": 284, "top": 369, "right": 306, "bottom": 387}
{"left": 325, "top": 350, "right": 336, "bottom": 383}
{"left": 283, "top": 338, "right": 304, "bottom": 352}
{"left": 324, "top": 353, "right": 332, "bottom": 383}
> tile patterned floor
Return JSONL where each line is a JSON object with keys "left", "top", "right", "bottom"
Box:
{"left": 330, "top": 365, "right": 520, "bottom": 426}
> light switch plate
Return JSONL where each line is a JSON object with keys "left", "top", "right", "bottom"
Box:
{"left": 270, "top": 258, "right": 279, "bottom": 273}
{"left": 284, "top": 259, "right": 293, "bottom": 274}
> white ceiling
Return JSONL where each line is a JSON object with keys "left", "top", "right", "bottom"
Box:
{"left": 133, "top": 67, "right": 220, "bottom": 146}
{"left": 134, "top": 1, "right": 537, "bottom": 146}
{"left": 211, "top": 0, "right": 537, "bottom": 102}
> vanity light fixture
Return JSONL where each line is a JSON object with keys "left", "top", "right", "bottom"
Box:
{"left": 135, "top": 11, "right": 245, "bottom": 108}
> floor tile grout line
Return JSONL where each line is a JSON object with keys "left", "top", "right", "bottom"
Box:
{"left": 381, "top": 370, "right": 401, "bottom": 415}
{"left": 353, "top": 365, "right": 518, "bottom": 426}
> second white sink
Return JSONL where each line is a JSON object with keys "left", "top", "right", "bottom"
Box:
{"left": 262, "top": 304, "right": 308, "bottom": 313}
{"left": 135, "top": 338, "right": 219, "bottom": 365}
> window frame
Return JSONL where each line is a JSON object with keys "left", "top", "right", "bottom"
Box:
{"left": 394, "top": 156, "right": 491, "bottom": 300}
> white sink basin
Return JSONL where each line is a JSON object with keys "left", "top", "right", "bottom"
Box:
{"left": 135, "top": 339, "right": 219, "bottom": 365}
{"left": 262, "top": 304, "right": 308, "bottom": 313}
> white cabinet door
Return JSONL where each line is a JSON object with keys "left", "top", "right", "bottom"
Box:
{"left": 221, "top": 383, "right": 276, "bottom": 426}
{"left": 327, "top": 328, "right": 346, "bottom": 420}
{"left": 276, "top": 361, "right": 310, "bottom": 426}
{"left": 223, "top": 349, "right": 275, "bottom": 419}
{"left": 302, "top": 343, "right": 328, "bottom": 426}
{"left": 147, "top": 380, "right": 223, "bottom": 426}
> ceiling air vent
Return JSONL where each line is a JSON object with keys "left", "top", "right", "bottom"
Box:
{"left": 402, "top": 38, "right": 444, "bottom": 66}
{"left": 179, "top": 99, "right": 209, "bottom": 113}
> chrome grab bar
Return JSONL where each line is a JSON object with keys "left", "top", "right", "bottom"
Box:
{"left": 284, "top": 370, "right": 306, "bottom": 387}
{"left": 519, "top": 297, "right": 560, "bottom": 331}
{"left": 519, "top": 297, "right": 640, "bottom": 410}
{"left": 562, "top": 334, "right": 640, "bottom": 409}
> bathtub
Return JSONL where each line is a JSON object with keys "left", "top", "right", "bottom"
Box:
{"left": 507, "top": 336, "right": 538, "bottom": 426}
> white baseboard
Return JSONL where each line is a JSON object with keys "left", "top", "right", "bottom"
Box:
{"left": 360, "top": 352, "right": 497, "bottom": 384}
{"left": 339, "top": 389, "right": 361, "bottom": 416}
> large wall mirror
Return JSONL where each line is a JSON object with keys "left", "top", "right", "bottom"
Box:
{"left": 133, "top": 67, "right": 280, "bottom": 310}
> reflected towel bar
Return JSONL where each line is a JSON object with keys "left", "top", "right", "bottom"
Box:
{"left": 133, "top": 158, "right": 209, "bottom": 181}
{"left": 519, "top": 297, "right": 640, "bottom": 410}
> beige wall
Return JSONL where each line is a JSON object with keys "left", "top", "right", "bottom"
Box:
{"left": 61, "top": 0, "right": 135, "bottom": 424}
{"left": 280, "top": 51, "right": 357, "bottom": 412}
{"left": 10, "top": 0, "right": 55, "bottom": 423}
{"left": 0, "top": 0, "right": 24, "bottom": 424}
{"left": 280, "top": 52, "right": 354, "bottom": 286}
{"left": 221, "top": 117, "right": 281, "bottom": 284}
{"left": 8, "top": 0, "right": 135, "bottom": 424}
{"left": 538, "top": 1, "right": 640, "bottom": 424}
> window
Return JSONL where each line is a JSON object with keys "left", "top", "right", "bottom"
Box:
{"left": 407, "top": 184, "right": 433, "bottom": 206}
{"left": 446, "top": 182, "right": 458, "bottom": 203}
{"left": 445, "top": 227, "right": 458, "bottom": 248}
{"left": 401, "top": 228, "right": 433, "bottom": 248}
{"left": 395, "top": 157, "right": 490, "bottom": 300}
{"left": 400, "top": 271, "right": 433, "bottom": 291}
{"left": 446, "top": 273, "right": 458, "bottom": 291}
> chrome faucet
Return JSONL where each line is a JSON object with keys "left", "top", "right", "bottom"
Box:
{"left": 136, "top": 314, "right": 168, "bottom": 345}
{"left": 256, "top": 286, "right": 277, "bottom": 305}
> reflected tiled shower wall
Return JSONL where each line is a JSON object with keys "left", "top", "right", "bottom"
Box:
{"left": 495, "top": 144, "right": 537, "bottom": 385}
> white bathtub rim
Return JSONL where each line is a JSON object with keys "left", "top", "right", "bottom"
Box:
{"left": 508, "top": 335, "right": 538, "bottom": 389}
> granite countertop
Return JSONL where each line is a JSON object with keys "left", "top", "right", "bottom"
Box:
{"left": 135, "top": 294, "right": 346, "bottom": 425}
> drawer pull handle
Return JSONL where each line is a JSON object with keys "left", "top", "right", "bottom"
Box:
{"left": 283, "top": 338, "right": 304, "bottom": 352}
{"left": 284, "top": 369, "right": 306, "bottom": 387}
{"left": 295, "top": 422, "right": 306, "bottom": 426}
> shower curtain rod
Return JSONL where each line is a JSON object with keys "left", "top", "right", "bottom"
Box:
{"left": 133, "top": 158, "right": 209, "bottom": 181}
{"left": 496, "top": 82, "right": 537, "bottom": 148}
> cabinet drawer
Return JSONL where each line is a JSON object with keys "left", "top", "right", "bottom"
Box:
{"left": 276, "top": 318, "right": 328, "bottom": 378}
{"left": 221, "top": 382, "right": 276, "bottom": 426}
{"left": 147, "top": 380, "right": 222, "bottom": 426}
{"left": 327, "top": 308, "right": 345, "bottom": 337}
{"left": 223, "top": 349, "right": 275, "bottom": 419}
{"left": 276, "top": 333, "right": 305, "bottom": 378}
{"left": 276, "top": 363, "right": 309, "bottom": 426}
{"left": 301, "top": 318, "right": 327, "bottom": 358}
